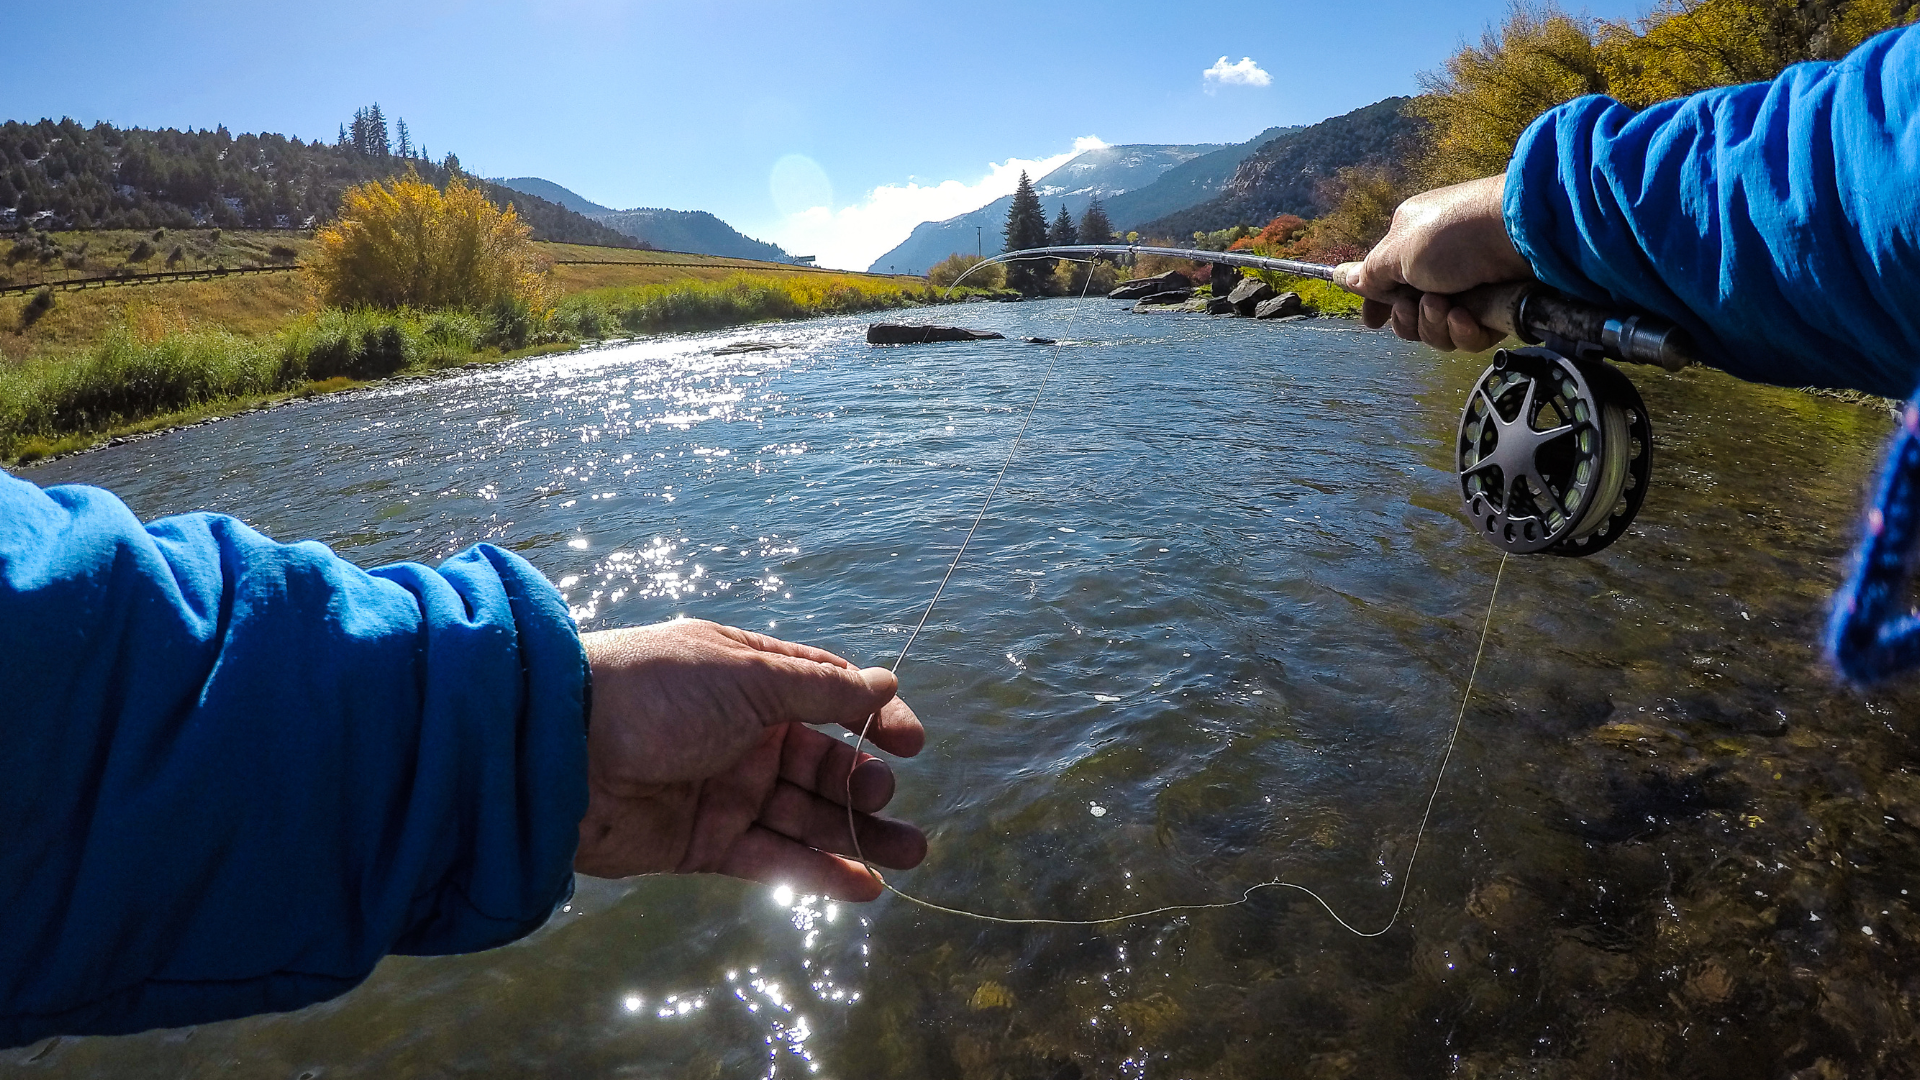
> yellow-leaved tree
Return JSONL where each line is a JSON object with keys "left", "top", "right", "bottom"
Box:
{"left": 1412, "top": 0, "right": 1918, "bottom": 185}
{"left": 1301, "top": 166, "right": 1411, "bottom": 260}
{"left": 307, "top": 174, "right": 553, "bottom": 311}
{"left": 928, "top": 252, "right": 1006, "bottom": 290}
{"left": 1599, "top": 0, "right": 1916, "bottom": 106}
{"left": 1410, "top": 6, "right": 1609, "bottom": 186}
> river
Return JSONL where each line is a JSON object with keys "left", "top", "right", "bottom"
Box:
{"left": 9, "top": 299, "right": 1920, "bottom": 1078}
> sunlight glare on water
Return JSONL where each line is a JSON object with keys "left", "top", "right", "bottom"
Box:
{"left": 14, "top": 300, "right": 1920, "bottom": 1079}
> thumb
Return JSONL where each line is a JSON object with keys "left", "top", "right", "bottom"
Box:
{"left": 1337, "top": 256, "right": 1413, "bottom": 302}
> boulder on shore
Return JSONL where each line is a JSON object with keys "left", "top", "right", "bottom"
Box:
{"left": 1254, "top": 292, "right": 1304, "bottom": 320}
{"left": 1210, "top": 263, "right": 1240, "bottom": 297}
{"left": 1227, "top": 277, "right": 1277, "bottom": 315}
{"left": 867, "top": 323, "right": 1007, "bottom": 345}
{"left": 1134, "top": 288, "right": 1193, "bottom": 306}
{"left": 1108, "top": 272, "right": 1190, "bottom": 301}
{"left": 1132, "top": 292, "right": 1203, "bottom": 313}
{"left": 1204, "top": 296, "right": 1237, "bottom": 315}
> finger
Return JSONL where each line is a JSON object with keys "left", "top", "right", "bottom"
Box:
{"left": 1390, "top": 294, "right": 1421, "bottom": 342}
{"left": 1418, "top": 291, "right": 1458, "bottom": 351}
{"left": 748, "top": 654, "right": 899, "bottom": 728}
{"left": 1333, "top": 261, "right": 1368, "bottom": 295}
{"left": 718, "top": 824, "right": 893, "bottom": 902}
{"left": 1446, "top": 305, "right": 1505, "bottom": 352}
{"left": 709, "top": 621, "right": 858, "bottom": 669}
{"left": 1338, "top": 257, "right": 1411, "bottom": 303}
{"left": 779, "top": 724, "right": 895, "bottom": 812}
{"left": 843, "top": 693, "right": 924, "bottom": 758}
{"left": 761, "top": 780, "right": 928, "bottom": 868}
{"left": 1360, "top": 297, "right": 1392, "bottom": 330}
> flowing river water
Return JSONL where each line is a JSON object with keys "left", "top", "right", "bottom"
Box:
{"left": 9, "top": 299, "right": 1920, "bottom": 1079}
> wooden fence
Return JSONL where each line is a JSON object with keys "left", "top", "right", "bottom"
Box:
{"left": 0, "top": 263, "right": 302, "bottom": 297}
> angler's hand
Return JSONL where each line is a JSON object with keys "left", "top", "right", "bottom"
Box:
{"left": 574, "top": 619, "right": 927, "bottom": 901}
{"left": 1335, "top": 174, "right": 1535, "bottom": 353}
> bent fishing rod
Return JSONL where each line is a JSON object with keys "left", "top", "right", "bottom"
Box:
{"left": 956, "top": 243, "right": 1703, "bottom": 557}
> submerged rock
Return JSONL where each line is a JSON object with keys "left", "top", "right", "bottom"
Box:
{"left": 1227, "top": 277, "right": 1277, "bottom": 315}
{"left": 1254, "top": 292, "right": 1304, "bottom": 320}
{"left": 867, "top": 323, "right": 1007, "bottom": 345}
{"left": 709, "top": 340, "right": 782, "bottom": 356}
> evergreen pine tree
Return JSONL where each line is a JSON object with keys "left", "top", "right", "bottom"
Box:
{"left": 395, "top": 118, "right": 412, "bottom": 160}
{"left": 1001, "top": 171, "right": 1049, "bottom": 294}
{"left": 368, "top": 104, "right": 390, "bottom": 157}
{"left": 1048, "top": 205, "right": 1077, "bottom": 247}
{"left": 1078, "top": 199, "right": 1115, "bottom": 245}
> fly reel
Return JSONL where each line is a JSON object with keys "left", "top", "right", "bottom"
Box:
{"left": 1457, "top": 347, "right": 1651, "bottom": 556}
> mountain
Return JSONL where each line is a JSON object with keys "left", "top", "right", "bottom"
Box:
{"left": 475, "top": 181, "right": 641, "bottom": 248}
{"left": 593, "top": 207, "right": 790, "bottom": 262}
{"left": 0, "top": 116, "right": 640, "bottom": 247}
{"left": 866, "top": 142, "right": 1223, "bottom": 275}
{"left": 1136, "top": 98, "right": 1424, "bottom": 239}
{"left": 492, "top": 176, "right": 613, "bottom": 216}
{"left": 1100, "top": 125, "right": 1298, "bottom": 230}
{"left": 492, "top": 176, "right": 791, "bottom": 262}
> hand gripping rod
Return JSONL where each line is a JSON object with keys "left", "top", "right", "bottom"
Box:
{"left": 981, "top": 244, "right": 1694, "bottom": 372}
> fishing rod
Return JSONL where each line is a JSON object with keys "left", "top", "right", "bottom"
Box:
{"left": 957, "top": 243, "right": 1699, "bottom": 557}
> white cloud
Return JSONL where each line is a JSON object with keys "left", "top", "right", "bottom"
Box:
{"left": 763, "top": 136, "right": 1107, "bottom": 272}
{"left": 1202, "top": 56, "right": 1272, "bottom": 92}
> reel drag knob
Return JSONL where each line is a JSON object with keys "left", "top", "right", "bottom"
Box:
{"left": 1456, "top": 347, "right": 1652, "bottom": 556}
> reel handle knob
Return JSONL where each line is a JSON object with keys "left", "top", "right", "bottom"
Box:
{"left": 1453, "top": 282, "right": 1695, "bottom": 373}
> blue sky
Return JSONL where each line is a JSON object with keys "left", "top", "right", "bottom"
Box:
{"left": 3, "top": 0, "right": 1653, "bottom": 268}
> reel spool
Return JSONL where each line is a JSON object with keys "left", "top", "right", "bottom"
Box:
{"left": 1457, "top": 347, "right": 1651, "bottom": 556}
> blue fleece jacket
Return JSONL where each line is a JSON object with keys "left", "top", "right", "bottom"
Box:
{"left": 0, "top": 470, "right": 589, "bottom": 1049}
{"left": 1505, "top": 24, "right": 1920, "bottom": 399}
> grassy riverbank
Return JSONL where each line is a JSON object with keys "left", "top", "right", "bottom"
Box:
{"left": 0, "top": 263, "right": 965, "bottom": 463}
{"left": 0, "top": 309, "right": 491, "bottom": 461}
{"left": 0, "top": 230, "right": 963, "bottom": 462}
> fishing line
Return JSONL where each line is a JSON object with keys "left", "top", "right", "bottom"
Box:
{"left": 845, "top": 254, "right": 1511, "bottom": 936}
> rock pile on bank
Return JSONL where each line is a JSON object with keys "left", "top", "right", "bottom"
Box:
{"left": 1118, "top": 267, "right": 1318, "bottom": 322}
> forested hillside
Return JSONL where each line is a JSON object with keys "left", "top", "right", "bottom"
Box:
{"left": 592, "top": 207, "right": 789, "bottom": 261}
{"left": 0, "top": 110, "right": 640, "bottom": 247}
{"left": 1138, "top": 98, "right": 1422, "bottom": 239}
{"left": 491, "top": 175, "right": 614, "bottom": 216}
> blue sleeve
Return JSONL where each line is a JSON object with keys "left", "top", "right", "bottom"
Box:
{"left": 0, "top": 470, "right": 589, "bottom": 1048}
{"left": 1504, "top": 24, "right": 1920, "bottom": 399}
